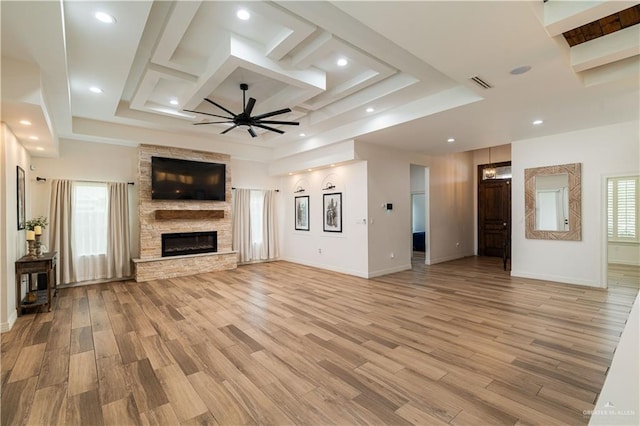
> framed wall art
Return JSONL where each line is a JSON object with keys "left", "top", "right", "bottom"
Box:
{"left": 323, "top": 192, "right": 342, "bottom": 233}
{"left": 295, "top": 195, "right": 310, "bottom": 231}
{"left": 17, "top": 166, "right": 25, "bottom": 230}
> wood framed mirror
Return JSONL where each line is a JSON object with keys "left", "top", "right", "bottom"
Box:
{"left": 525, "top": 163, "right": 581, "bottom": 240}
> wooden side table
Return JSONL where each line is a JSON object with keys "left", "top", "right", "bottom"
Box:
{"left": 15, "top": 252, "right": 57, "bottom": 316}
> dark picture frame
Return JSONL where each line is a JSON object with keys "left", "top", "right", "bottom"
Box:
{"left": 16, "top": 166, "right": 25, "bottom": 230}
{"left": 323, "top": 192, "right": 342, "bottom": 233}
{"left": 294, "top": 195, "right": 310, "bottom": 231}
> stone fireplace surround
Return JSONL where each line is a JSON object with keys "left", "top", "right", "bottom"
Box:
{"left": 132, "top": 144, "right": 237, "bottom": 282}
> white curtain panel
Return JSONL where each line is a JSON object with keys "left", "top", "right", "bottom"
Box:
{"left": 262, "top": 189, "right": 279, "bottom": 260}
{"left": 232, "top": 188, "right": 252, "bottom": 263}
{"left": 48, "top": 179, "right": 75, "bottom": 284}
{"left": 107, "top": 182, "right": 131, "bottom": 279}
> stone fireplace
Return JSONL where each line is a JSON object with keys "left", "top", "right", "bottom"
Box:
{"left": 132, "top": 144, "right": 238, "bottom": 282}
{"left": 161, "top": 231, "right": 217, "bottom": 257}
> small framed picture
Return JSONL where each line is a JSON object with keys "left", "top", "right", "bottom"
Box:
{"left": 323, "top": 192, "right": 342, "bottom": 233}
{"left": 295, "top": 196, "right": 310, "bottom": 231}
{"left": 17, "top": 166, "right": 25, "bottom": 230}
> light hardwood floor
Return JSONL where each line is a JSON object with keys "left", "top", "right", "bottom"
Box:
{"left": 2, "top": 256, "right": 638, "bottom": 425}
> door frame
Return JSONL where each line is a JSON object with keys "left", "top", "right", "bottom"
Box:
{"left": 601, "top": 172, "right": 640, "bottom": 288}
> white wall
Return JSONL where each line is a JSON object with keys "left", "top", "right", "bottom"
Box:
{"left": 428, "top": 151, "right": 476, "bottom": 264}
{"left": 1, "top": 124, "right": 31, "bottom": 332}
{"left": 279, "top": 161, "right": 369, "bottom": 277}
{"left": 30, "top": 139, "right": 140, "bottom": 257}
{"left": 512, "top": 120, "right": 640, "bottom": 287}
{"left": 589, "top": 295, "right": 639, "bottom": 426}
{"left": 364, "top": 146, "right": 413, "bottom": 277}
{"left": 230, "top": 159, "right": 279, "bottom": 190}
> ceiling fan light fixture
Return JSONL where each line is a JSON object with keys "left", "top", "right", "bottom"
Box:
{"left": 186, "top": 83, "right": 299, "bottom": 137}
{"left": 236, "top": 9, "right": 251, "bottom": 20}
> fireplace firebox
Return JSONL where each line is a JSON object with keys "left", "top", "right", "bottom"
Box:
{"left": 161, "top": 231, "right": 217, "bottom": 257}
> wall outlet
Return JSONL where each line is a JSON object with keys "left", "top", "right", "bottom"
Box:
{"left": 318, "top": 248, "right": 322, "bottom": 254}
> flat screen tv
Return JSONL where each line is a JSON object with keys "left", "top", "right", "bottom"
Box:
{"left": 151, "top": 156, "right": 226, "bottom": 201}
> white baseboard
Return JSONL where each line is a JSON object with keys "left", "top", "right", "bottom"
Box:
{"left": 510, "top": 270, "right": 603, "bottom": 288}
{"left": 366, "top": 264, "right": 412, "bottom": 278}
{"left": 280, "top": 257, "right": 370, "bottom": 278}
{"left": 427, "top": 253, "right": 470, "bottom": 265}
{"left": 1, "top": 310, "right": 18, "bottom": 333}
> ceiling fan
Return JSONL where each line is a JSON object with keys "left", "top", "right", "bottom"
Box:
{"left": 185, "top": 83, "right": 299, "bottom": 138}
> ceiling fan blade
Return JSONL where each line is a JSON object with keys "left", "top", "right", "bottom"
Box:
{"left": 193, "top": 121, "right": 235, "bottom": 125}
{"left": 253, "top": 123, "right": 285, "bottom": 134}
{"left": 252, "top": 108, "right": 291, "bottom": 120}
{"left": 245, "top": 98, "right": 256, "bottom": 116}
{"left": 248, "top": 127, "right": 257, "bottom": 138}
{"left": 204, "top": 98, "right": 237, "bottom": 118}
{"left": 183, "top": 109, "right": 232, "bottom": 120}
{"left": 220, "top": 124, "right": 238, "bottom": 134}
{"left": 257, "top": 120, "right": 300, "bottom": 126}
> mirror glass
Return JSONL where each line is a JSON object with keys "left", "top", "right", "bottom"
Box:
{"left": 525, "top": 163, "right": 581, "bottom": 241}
{"left": 535, "top": 173, "right": 569, "bottom": 231}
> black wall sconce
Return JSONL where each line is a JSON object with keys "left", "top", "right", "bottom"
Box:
{"left": 293, "top": 186, "right": 305, "bottom": 193}
{"left": 322, "top": 183, "right": 336, "bottom": 191}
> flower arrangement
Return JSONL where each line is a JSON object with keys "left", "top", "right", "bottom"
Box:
{"left": 25, "top": 216, "right": 48, "bottom": 231}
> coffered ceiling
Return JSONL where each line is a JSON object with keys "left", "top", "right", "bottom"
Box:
{"left": 2, "top": 1, "right": 639, "bottom": 163}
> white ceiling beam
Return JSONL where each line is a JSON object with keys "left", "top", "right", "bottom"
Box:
{"left": 571, "top": 26, "right": 640, "bottom": 72}
{"left": 544, "top": 0, "right": 639, "bottom": 37}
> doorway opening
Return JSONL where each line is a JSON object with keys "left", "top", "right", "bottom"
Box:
{"left": 410, "top": 165, "right": 429, "bottom": 264}
{"left": 478, "top": 161, "right": 511, "bottom": 269}
{"left": 606, "top": 175, "right": 640, "bottom": 291}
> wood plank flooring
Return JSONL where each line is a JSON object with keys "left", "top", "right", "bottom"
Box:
{"left": 2, "top": 256, "right": 638, "bottom": 425}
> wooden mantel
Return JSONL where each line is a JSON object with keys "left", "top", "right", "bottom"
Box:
{"left": 154, "top": 209, "right": 225, "bottom": 220}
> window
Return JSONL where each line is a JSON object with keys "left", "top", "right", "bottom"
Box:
{"left": 72, "top": 182, "right": 108, "bottom": 255}
{"left": 608, "top": 176, "right": 638, "bottom": 241}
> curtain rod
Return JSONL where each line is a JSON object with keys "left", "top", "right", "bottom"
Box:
{"left": 36, "top": 177, "right": 135, "bottom": 186}
{"left": 232, "top": 187, "right": 279, "bottom": 192}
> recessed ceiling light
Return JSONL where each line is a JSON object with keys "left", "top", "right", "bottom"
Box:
{"left": 36, "top": 147, "right": 45, "bottom": 151}
{"left": 236, "top": 9, "right": 250, "bottom": 20}
{"left": 299, "top": 133, "right": 306, "bottom": 137}
{"left": 330, "top": 164, "right": 335, "bottom": 167}
{"left": 170, "top": 99, "right": 179, "bottom": 105}
{"left": 510, "top": 65, "right": 531, "bottom": 75}
{"left": 366, "top": 107, "right": 374, "bottom": 113}
{"left": 95, "top": 12, "right": 116, "bottom": 24}
{"left": 447, "top": 138, "right": 455, "bottom": 143}
{"left": 533, "top": 119, "right": 543, "bottom": 125}
{"left": 337, "top": 58, "right": 348, "bottom": 67}
{"left": 89, "top": 86, "right": 103, "bottom": 94}
{"left": 19, "top": 120, "right": 32, "bottom": 126}
{"left": 288, "top": 172, "right": 293, "bottom": 176}
{"left": 29, "top": 136, "right": 39, "bottom": 140}
{"left": 307, "top": 169, "right": 313, "bottom": 172}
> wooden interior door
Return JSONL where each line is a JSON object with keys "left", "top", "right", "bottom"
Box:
{"left": 478, "top": 165, "right": 511, "bottom": 258}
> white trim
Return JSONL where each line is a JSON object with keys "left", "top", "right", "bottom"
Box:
{"left": 427, "top": 253, "right": 470, "bottom": 266}
{"left": 1, "top": 310, "right": 17, "bottom": 333}
{"left": 367, "top": 264, "right": 412, "bottom": 278}
{"left": 280, "top": 257, "right": 369, "bottom": 278}
{"left": 511, "top": 270, "right": 603, "bottom": 288}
